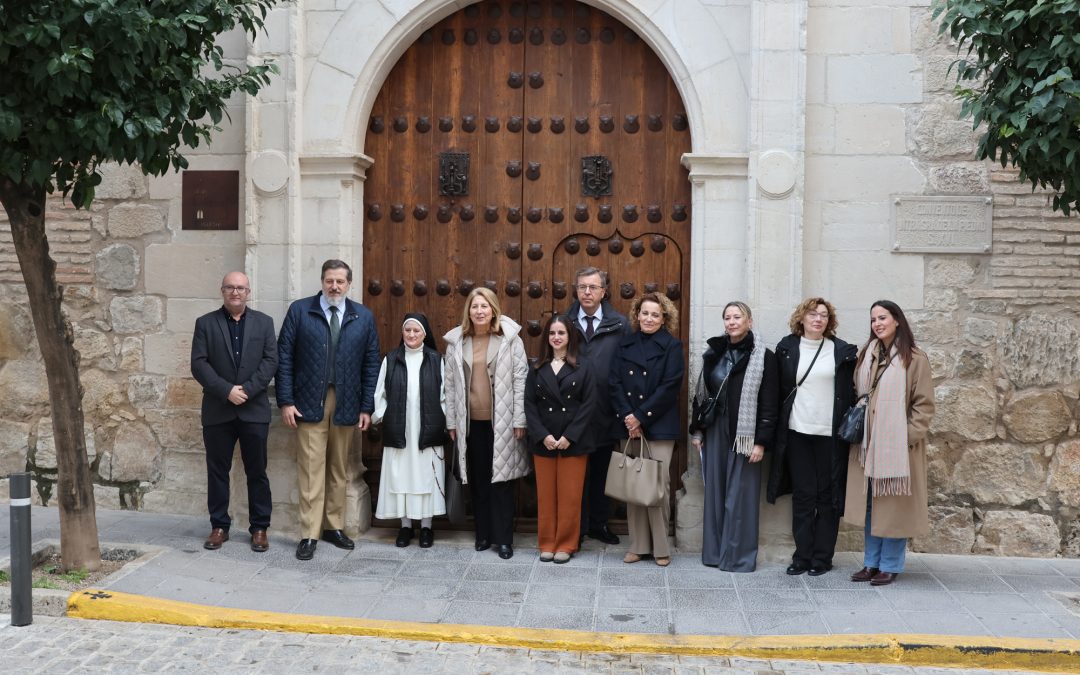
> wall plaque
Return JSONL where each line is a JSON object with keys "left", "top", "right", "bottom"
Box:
{"left": 182, "top": 170, "right": 240, "bottom": 230}
{"left": 890, "top": 195, "right": 992, "bottom": 253}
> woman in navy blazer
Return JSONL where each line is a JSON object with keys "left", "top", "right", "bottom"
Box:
{"left": 524, "top": 315, "right": 596, "bottom": 563}
{"left": 609, "top": 292, "right": 684, "bottom": 566}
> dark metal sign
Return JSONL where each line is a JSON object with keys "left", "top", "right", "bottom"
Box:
{"left": 182, "top": 170, "right": 239, "bottom": 230}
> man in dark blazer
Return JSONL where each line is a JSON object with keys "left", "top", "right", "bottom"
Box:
{"left": 191, "top": 271, "right": 278, "bottom": 552}
{"left": 566, "top": 266, "right": 629, "bottom": 545}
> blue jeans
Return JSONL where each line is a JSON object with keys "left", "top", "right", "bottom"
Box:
{"left": 863, "top": 493, "right": 906, "bottom": 573}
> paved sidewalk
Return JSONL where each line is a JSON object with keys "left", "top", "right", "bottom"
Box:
{"left": 6, "top": 506, "right": 1078, "bottom": 639}
{"left": 0, "top": 615, "right": 1049, "bottom": 674}
{"left": 7, "top": 505, "right": 1080, "bottom": 637}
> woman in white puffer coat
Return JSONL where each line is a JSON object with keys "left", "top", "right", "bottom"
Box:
{"left": 444, "top": 287, "right": 529, "bottom": 559}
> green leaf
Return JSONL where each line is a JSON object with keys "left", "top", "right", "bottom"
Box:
{"left": 122, "top": 119, "right": 140, "bottom": 138}
{"left": 0, "top": 110, "right": 22, "bottom": 140}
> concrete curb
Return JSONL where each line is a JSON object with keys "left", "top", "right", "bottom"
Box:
{"left": 66, "top": 588, "right": 1080, "bottom": 672}
{"left": 0, "top": 541, "right": 165, "bottom": 617}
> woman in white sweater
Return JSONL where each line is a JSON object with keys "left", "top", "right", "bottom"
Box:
{"left": 767, "top": 298, "right": 858, "bottom": 576}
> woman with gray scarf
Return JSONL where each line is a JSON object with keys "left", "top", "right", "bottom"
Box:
{"left": 690, "top": 302, "right": 778, "bottom": 572}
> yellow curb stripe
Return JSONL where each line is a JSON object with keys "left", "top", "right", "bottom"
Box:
{"left": 67, "top": 589, "right": 1080, "bottom": 673}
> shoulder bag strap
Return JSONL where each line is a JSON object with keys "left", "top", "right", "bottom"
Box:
{"left": 856, "top": 350, "right": 893, "bottom": 406}
{"left": 783, "top": 339, "right": 825, "bottom": 404}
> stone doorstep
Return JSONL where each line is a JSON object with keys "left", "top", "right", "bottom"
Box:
{"left": 0, "top": 540, "right": 167, "bottom": 618}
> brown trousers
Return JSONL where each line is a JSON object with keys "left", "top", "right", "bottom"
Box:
{"left": 295, "top": 386, "right": 353, "bottom": 539}
{"left": 533, "top": 453, "right": 588, "bottom": 554}
{"left": 626, "top": 440, "right": 674, "bottom": 558}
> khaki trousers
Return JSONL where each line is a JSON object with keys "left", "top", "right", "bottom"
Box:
{"left": 626, "top": 440, "right": 674, "bottom": 558}
{"left": 296, "top": 386, "right": 353, "bottom": 539}
{"left": 534, "top": 453, "right": 588, "bottom": 554}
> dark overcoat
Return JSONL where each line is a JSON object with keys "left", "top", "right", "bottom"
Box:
{"left": 565, "top": 299, "right": 629, "bottom": 445}
{"left": 609, "top": 328, "right": 685, "bottom": 441}
{"left": 766, "top": 334, "right": 858, "bottom": 514}
{"left": 689, "top": 334, "right": 778, "bottom": 450}
{"left": 523, "top": 359, "right": 597, "bottom": 458}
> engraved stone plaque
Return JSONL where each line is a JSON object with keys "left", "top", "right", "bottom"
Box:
{"left": 890, "top": 196, "right": 992, "bottom": 253}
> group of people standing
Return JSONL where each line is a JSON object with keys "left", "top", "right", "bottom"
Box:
{"left": 689, "top": 298, "right": 935, "bottom": 585}
{"left": 191, "top": 260, "right": 935, "bottom": 586}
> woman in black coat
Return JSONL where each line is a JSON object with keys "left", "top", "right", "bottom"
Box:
{"left": 767, "top": 298, "right": 857, "bottom": 577}
{"left": 609, "top": 292, "right": 684, "bottom": 567}
{"left": 690, "top": 301, "right": 778, "bottom": 572}
{"left": 524, "top": 315, "right": 596, "bottom": 563}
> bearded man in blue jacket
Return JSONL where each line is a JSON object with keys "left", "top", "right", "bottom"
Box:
{"left": 277, "top": 259, "right": 380, "bottom": 560}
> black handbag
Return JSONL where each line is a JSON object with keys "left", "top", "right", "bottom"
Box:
{"left": 693, "top": 394, "right": 720, "bottom": 429}
{"left": 839, "top": 355, "right": 890, "bottom": 444}
{"left": 838, "top": 395, "right": 868, "bottom": 444}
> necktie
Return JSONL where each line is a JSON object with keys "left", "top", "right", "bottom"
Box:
{"left": 329, "top": 305, "right": 341, "bottom": 345}
{"left": 328, "top": 305, "right": 340, "bottom": 383}
{"left": 585, "top": 315, "right": 595, "bottom": 339}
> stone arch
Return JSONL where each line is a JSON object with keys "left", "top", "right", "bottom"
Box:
{"left": 302, "top": 0, "right": 746, "bottom": 157}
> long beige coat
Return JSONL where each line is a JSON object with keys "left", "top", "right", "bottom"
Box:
{"left": 843, "top": 347, "right": 935, "bottom": 538}
{"left": 444, "top": 316, "right": 530, "bottom": 484}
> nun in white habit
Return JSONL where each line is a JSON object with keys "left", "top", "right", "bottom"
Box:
{"left": 372, "top": 313, "right": 448, "bottom": 548}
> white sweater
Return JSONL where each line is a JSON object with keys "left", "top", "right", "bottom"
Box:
{"left": 789, "top": 337, "right": 835, "bottom": 436}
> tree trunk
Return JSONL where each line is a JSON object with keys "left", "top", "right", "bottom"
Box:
{"left": 0, "top": 178, "right": 101, "bottom": 572}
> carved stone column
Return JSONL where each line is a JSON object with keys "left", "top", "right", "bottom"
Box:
{"left": 677, "top": 153, "right": 750, "bottom": 552}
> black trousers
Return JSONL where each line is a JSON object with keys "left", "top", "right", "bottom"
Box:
{"left": 581, "top": 442, "right": 616, "bottom": 532}
{"left": 787, "top": 430, "right": 839, "bottom": 567}
{"left": 203, "top": 419, "right": 272, "bottom": 533}
{"left": 466, "top": 420, "right": 516, "bottom": 546}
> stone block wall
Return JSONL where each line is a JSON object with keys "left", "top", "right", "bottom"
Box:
{"left": 0, "top": 163, "right": 306, "bottom": 529}
{"left": 820, "top": 2, "right": 1079, "bottom": 557}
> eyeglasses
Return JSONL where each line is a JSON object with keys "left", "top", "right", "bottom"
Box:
{"left": 221, "top": 286, "right": 249, "bottom": 294}
{"left": 575, "top": 284, "right": 603, "bottom": 293}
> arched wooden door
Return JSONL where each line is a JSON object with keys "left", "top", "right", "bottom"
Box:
{"left": 362, "top": 0, "right": 691, "bottom": 530}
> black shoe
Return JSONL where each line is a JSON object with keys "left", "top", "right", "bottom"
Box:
{"left": 395, "top": 527, "right": 413, "bottom": 548}
{"left": 786, "top": 561, "right": 810, "bottom": 576}
{"left": 808, "top": 563, "right": 833, "bottom": 577}
{"left": 497, "top": 544, "right": 514, "bottom": 560}
{"left": 419, "top": 527, "right": 434, "bottom": 549}
{"left": 475, "top": 539, "right": 490, "bottom": 552}
{"left": 296, "top": 538, "right": 317, "bottom": 560}
{"left": 586, "top": 525, "right": 620, "bottom": 545}
{"left": 321, "top": 529, "right": 355, "bottom": 550}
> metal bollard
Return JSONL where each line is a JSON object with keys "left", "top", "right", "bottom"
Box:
{"left": 9, "top": 472, "right": 32, "bottom": 626}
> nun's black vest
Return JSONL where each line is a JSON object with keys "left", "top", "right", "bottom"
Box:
{"left": 381, "top": 345, "right": 448, "bottom": 450}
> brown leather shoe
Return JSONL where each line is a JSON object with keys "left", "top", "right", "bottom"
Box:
{"left": 850, "top": 566, "right": 879, "bottom": 582}
{"left": 250, "top": 529, "right": 269, "bottom": 553}
{"left": 870, "top": 571, "right": 898, "bottom": 586}
{"left": 204, "top": 527, "right": 228, "bottom": 550}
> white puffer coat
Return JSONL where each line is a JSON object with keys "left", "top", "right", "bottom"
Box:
{"left": 444, "top": 316, "right": 530, "bottom": 484}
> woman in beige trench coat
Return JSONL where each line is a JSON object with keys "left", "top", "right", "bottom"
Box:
{"left": 843, "top": 300, "right": 935, "bottom": 587}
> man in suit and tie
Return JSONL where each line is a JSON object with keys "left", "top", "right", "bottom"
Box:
{"left": 566, "top": 266, "right": 629, "bottom": 545}
{"left": 191, "top": 271, "right": 278, "bottom": 552}
{"left": 276, "top": 259, "right": 381, "bottom": 560}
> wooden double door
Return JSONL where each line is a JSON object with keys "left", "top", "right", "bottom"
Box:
{"left": 361, "top": 0, "right": 692, "bottom": 529}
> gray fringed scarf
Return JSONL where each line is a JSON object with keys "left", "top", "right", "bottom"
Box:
{"left": 733, "top": 330, "right": 766, "bottom": 457}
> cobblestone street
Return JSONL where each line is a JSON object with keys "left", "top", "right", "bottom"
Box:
{"left": 0, "top": 616, "right": 1046, "bottom": 674}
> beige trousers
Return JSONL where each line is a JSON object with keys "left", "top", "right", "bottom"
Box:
{"left": 626, "top": 440, "right": 674, "bottom": 558}
{"left": 295, "top": 386, "right": 353, "bottom": 539}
